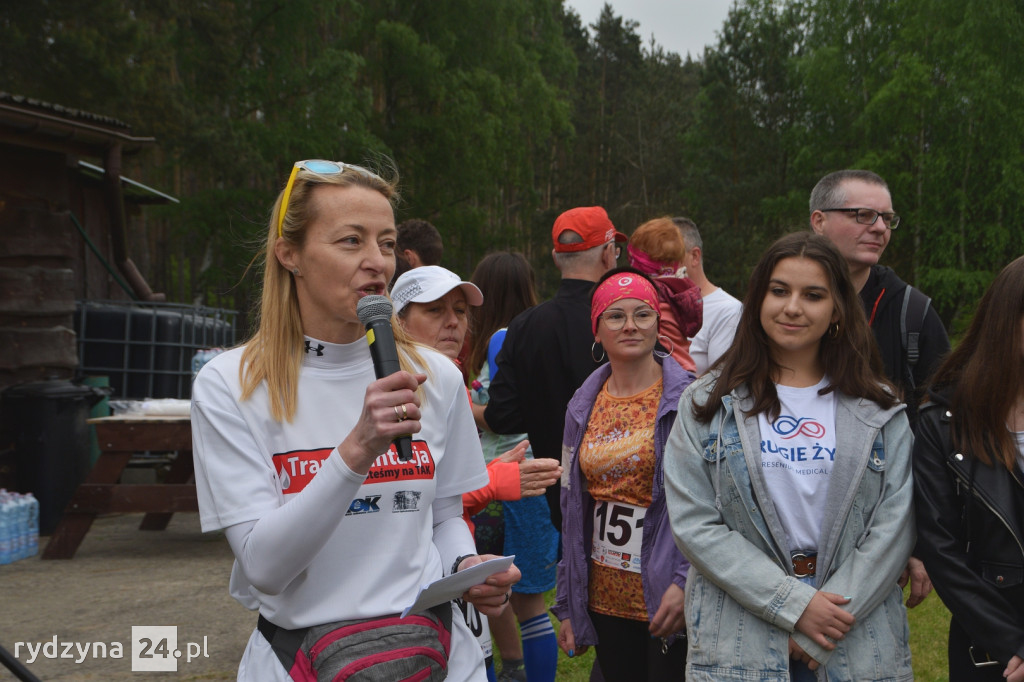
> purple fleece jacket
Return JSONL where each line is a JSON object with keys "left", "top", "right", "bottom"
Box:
{"left": 551, "top": 355, "right": 693, "bottom": 646}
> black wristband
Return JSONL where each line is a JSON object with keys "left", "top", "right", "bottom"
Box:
{"left": 451, "top": 554, "right": 476, "bottom": 575}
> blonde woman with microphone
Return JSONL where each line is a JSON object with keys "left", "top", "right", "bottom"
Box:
{"left": 190, "top": 160, "right": 519, "bottom": 681}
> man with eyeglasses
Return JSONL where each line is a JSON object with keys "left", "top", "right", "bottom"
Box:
{"left": 811, "top": 170, "right": 949, "bottom": 611}
{"left": 810, "top": 170, "right": 950, "bottom": 420}
{"left": 485, "top": 206, "right": 626, "bottom": 535}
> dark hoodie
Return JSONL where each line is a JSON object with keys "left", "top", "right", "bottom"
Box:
{"left": 859, "top": 265, "right": 950, "bottom": 428}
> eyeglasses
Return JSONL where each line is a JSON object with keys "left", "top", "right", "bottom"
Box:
{"left": 820, "top": 207, "right": 900, "bottom": 230}
{"left": 600, "top": 307, "right": 658, "bottom": 331}
{"left": 276, "top": 160, "right": 380, "bottom": 237}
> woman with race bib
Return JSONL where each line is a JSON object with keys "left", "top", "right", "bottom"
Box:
{"left": 552, "top": 267, "right": 695, "bottom": 680}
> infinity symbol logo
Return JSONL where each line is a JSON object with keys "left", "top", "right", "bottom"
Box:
{"left": 772, "top": 415, "right": 826, "bottom": 440}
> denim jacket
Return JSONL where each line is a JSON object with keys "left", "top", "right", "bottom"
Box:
{"left": 551, "top": 356, "right": 694, "bottom": 647}
{"left": 664, "top": 373, "right": 915, "bottom": 681}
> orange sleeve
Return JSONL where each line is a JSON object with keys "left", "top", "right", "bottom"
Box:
{"left": 462, "top": 459, "right": 522, "bottom": 519}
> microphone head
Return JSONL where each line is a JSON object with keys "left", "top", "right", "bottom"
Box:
{"left": 357, "top": 295, "right": 394, "bottom": 326}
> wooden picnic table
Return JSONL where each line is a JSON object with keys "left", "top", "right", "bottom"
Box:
{"left": 42, "top": 416, "right": 196, "bottom": 559}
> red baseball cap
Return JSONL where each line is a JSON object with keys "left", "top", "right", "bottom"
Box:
{"left": 551, "top": 207, "right": 627, "bottom": 253}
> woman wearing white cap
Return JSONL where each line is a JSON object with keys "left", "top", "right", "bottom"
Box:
{"left": 391, "top": 266, "right": 561, "bottom": 513}
{"left": 391, "top": 265, "right": 485, "bottom": 365}
{"left": 391, "top": 265, "right": 562, "bottom": 677}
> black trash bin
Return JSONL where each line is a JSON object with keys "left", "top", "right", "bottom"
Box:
{"left": 2, "top": 380, "right": 108, "bottom": 535}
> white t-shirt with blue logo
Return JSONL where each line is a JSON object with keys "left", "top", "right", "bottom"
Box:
{"left": 758, "top": 377, "right": 837, "bottom": 554}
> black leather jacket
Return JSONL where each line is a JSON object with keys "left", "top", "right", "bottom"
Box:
{"left": 913, "top": 388, "right": 1024, "bottom": 665}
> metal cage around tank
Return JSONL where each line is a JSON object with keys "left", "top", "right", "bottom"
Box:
{"left": 74, "top": 300, "right": 238, "bottom": 400}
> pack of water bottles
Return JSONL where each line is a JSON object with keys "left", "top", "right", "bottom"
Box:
{"left": 191, "top": 348, "right": 225, "bottom": 379}
{"left": 0, "top": 490, "right": 40, "bottom": 565}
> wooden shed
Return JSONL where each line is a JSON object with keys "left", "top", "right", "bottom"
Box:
{"left": 0, "top": 92, "right": 175, "bottom": 392}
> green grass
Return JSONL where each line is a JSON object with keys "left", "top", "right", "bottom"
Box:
{"left": 555, "top": 643, "right": 597, "bottom": 681}
{"left": 493, "top": 586, "right": 951, "bottom": 681}
{"left": 907, "top": 587, "right": 952, "bottom": 682}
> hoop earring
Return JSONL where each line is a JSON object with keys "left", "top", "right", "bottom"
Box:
{"left": 828, "top": 322, "right": 840, "bottom": 339}
{"left": 591, "top": 342, "right": 606, "bottom": 363}
{"left": 654, "top": 334, "right": 674, "bottom": 359}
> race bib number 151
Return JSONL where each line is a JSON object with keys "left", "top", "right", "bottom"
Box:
{"left": 591, "top": 500, "right": 646, "bottom": 573}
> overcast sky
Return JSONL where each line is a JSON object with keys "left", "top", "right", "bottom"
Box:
{"left": 566, "top": 0, "right": 736, "bottom": 60}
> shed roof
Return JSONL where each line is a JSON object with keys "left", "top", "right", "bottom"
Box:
{"left": 0, "top": 91, "right": 155, "bottom": 157}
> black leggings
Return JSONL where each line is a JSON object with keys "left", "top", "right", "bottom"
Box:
{"left": 588, "top": 610, "right": 687, "bottom": 682}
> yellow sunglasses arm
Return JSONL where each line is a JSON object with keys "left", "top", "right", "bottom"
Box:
{"left": 277, "top": 164, "right": 302, "bottom": 238}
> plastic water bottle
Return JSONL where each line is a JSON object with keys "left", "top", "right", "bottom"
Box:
{"left": 25, "top": 493, "right": 39, "bottom": 559}
{"left": 191, "top": 349, "right": 209, "bottom": 378}
{"left": 470, "top": 379, "right": 489, "bottom": 405}
{"left": 16, "top": 494, "right": 31, "bottom": 560}
{"left": 0, "top": 493, "right": 11, "bottom": 565}
{"left": 12, "top": 495, "right": 25, "bottom": 561}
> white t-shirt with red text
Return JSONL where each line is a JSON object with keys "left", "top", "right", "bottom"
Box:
{"left": 191, "top": 337, "right": 489, "bottom": 680}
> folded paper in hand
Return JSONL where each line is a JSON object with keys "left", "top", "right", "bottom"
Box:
{"left": 401, "top": 555, "right": 516, "bottom": 618}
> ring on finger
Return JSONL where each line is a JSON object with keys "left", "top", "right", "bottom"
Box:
{"left": 394, "top": 405, "right": 406, "bottom": 422}
{"left": 400, "top": 403, "right": 408, "bottom": 421}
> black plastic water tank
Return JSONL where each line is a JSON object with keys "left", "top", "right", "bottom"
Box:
{"left": 75, "top": 301, "right": 236, "bottom": 400}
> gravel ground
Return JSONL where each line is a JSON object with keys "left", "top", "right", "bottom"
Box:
{"left": 0, "top": 512, "right": 253, "bottom": 681}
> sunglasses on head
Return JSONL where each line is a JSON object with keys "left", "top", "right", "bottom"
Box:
{"left": 276, "top": 160, "right": 381, "bottom": 237}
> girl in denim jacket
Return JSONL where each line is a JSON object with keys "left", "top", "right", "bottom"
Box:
{"left": 665, "top": 233, "right": 914, "bottom": 681}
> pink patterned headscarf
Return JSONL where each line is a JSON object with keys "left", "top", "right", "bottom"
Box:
{"left": 591, "top": 273, "right": 661, "bottom": 334}
{"left": 627, "top": 244, "right": 679, "bottom": 277}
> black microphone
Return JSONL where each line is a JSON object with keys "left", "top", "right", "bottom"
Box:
{"left": 356, "top": 295, "right": 414, "bottom": 462}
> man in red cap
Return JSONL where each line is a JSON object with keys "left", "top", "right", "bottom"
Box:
{"left": 484, "top": 206, "right": 626, "bottom": 533}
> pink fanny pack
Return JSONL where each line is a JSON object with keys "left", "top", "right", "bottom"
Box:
{"left": 258, "top": 603, "right": 453, "bottom": 682}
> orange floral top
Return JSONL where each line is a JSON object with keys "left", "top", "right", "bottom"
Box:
{"left": 580, "top": 378, "right": 661, "bottom": 621}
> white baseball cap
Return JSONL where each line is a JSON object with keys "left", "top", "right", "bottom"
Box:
{"left": 390, "top": 265, "right": 484, "bottom": 313}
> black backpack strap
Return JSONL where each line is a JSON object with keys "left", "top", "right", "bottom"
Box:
{"left": 900, "top": 286, "right": 932, "bottom": 385}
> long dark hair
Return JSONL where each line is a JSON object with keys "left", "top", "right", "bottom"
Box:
{"left": 466, "top": 251, "right": 538, "bottom": 378}
{"left": 694, "top": 232, "right": 896, "bottom": 423}
{"left": 929, "top": 255, "right": 1024, "bottom": 470}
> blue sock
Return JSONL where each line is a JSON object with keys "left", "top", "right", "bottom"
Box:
{"left": 485, "top": 657, "right": 496, "bottom": 682}
{"left": 520, "top": 613, "right": 557, "bottom": 682}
